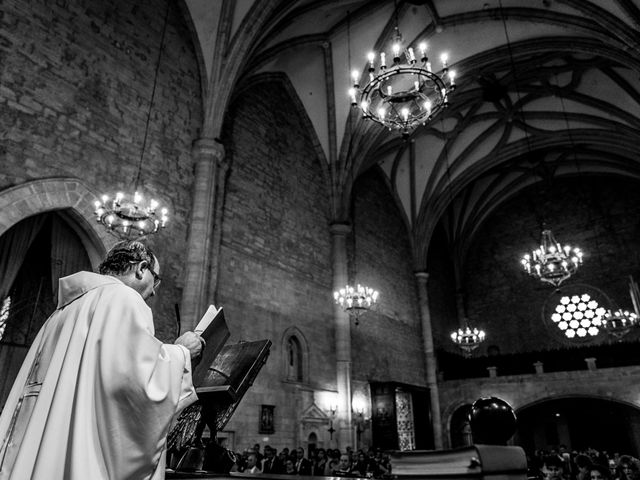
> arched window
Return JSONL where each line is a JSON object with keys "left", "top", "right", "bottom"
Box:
{"left": 282, "top": 327, "right": 309, "bottom": 384}
{"left": 287, "top": 336, "right": 303, "bottom": 381}
{"left": 0, "top": 211, "right": 93, "bottom": 408}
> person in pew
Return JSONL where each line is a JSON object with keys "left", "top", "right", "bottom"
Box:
{"left": 541, "top": 455, "right": 566, "bottom": 480}
{"left": 284, "top": 458, "right": 297, "bottom": 475}
{"left": 333, "top": 453, "right": 359, "bottom": 477}
{"left": 246, "top": 451, "right": 263, "bottom": 474}
{"left": 295, "top": 447, "right": 312, "bottom": 475}
{"left": 591, "top": 464, "right": 612, "bottom": 480}
{"left": 0, "top": 240, "right": 204, "bottom": 480}
{"left": 262, "top": 446, "right": 284, "bottom": 474}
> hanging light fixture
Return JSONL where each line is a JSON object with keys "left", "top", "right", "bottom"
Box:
{"left": 451, "top": 321, "right": 486, "bottom": 356}
{"left": 94, "top": 6, "right": 171, "bottom": 239}
{"left": 520, "top": 229, "right": 583, "bottom": 287}
{"left": 348, "top": 5, "right": 456, "bottom": 138}
{"left": 602, "top": 309, "right": 638, "bottom": 340}
{"left": 435, "top": 111, "right": 487, "bottom": 353}
{"left": 334, "top": 284, "right": 379, "bottom": 326}
{"left": 492, "top": 1, "right": 583, "bottom": 286}
{"left": 602, "top": 276, "right": 640, "bottom": 340}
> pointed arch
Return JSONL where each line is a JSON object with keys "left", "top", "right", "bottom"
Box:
{"left": 282, "top": 326, "right": 310, "bottom": 384}
{"left": 0, "top": 178, "right": 116, "bottom": 269}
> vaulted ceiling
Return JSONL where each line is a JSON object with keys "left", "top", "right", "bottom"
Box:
{"left": 181, "top": 0, "right": 640, "bottom": 271}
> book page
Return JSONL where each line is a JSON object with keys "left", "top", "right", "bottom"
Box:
{"left": 195, "top": 304, "right": 221, "bottom": 335}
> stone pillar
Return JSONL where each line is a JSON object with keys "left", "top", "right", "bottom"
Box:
{"left": 330, "top": 222, "right": 354, "bottom": 450}
{"left": 487, "top": 366, "right": 497, "bottom": 378}
{"left": 180, "top": 138, "right": 224, "bottom": 329}
{"left": 585, "top": 357, "right": 597, "bottom": 371}
{"left": 414, "top": 272, "right": 444, "bottom": 449}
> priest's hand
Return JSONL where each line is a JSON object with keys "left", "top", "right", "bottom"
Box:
{"left": 175, "top": 331, "right": 206, "bottom": 360}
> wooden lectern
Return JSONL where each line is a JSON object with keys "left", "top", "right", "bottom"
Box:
{"left": 166, "top": 307, "right": 271, "bottom": 475}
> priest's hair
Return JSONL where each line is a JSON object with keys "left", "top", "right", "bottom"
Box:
{"left": 98, "top": 240, "right": 157, "bottom": 275}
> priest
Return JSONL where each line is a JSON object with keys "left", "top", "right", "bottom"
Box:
{"left": 0, "top": 240, "right": 204, "bottom": 480}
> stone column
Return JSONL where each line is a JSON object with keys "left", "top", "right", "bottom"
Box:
{"left": 180, "top": 138, "right": 224, "bottom": 329}
{"left": 330, "top": 222, "right": 355, "bottom": 450}
{"left": 415, "top": 272, "right": 444, "bottom": 449}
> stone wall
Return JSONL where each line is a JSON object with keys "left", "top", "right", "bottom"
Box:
{"left": 217, "top": 78, "right": 335, "bottom": 450}
{"left": 0, "top": 0, "right": 202, "bottom": 339}
{"left": 351, "top": 169, "right": 425, "bottom": 386}
{"left": 439, "top": 364, "right": 640, "bottom": 453}
{"left": 217, "top": 78, "right": 425, "bottom": 451}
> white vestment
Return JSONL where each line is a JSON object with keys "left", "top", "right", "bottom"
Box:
{"left": 0, "top": 272, "right": 197, "bottom": 480}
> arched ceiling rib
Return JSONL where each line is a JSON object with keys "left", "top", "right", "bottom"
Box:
{"left": 183, "top": 0, "right": 640, "bottom": 269}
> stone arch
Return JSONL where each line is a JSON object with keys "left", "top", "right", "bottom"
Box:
{"left": 0, "top": 178, "right": 116, "bottom": 268}
{"left": 449, "top": 403, "right": 473, "bottom": 448}
{"left": 516, "top": 393, "right": 640, "bottom": 416}
{"left": 281, "top": 326, "right": 310, "bottom": 384}
{"left": 515, "top": 394, "right": 640, "bottom": 455}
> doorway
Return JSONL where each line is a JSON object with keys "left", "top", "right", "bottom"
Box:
{"left": 0, "top": 211, "right": 94, "bottom": 409}
{"left": 515, "top": 397, "right": 640, "bottom": 456}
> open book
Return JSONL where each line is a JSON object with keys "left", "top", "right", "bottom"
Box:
{"left": 192, "top": 305, "right": 230, "bottom": 387}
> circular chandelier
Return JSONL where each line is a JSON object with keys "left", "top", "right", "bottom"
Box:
{"left": 602, "top": 308, "right": 638, "bottom": 340}
{"left": 450, "top": 323, "right": 486, "bottom": 355}
{"left": 94, "top": 192, "right": 168, "bottom": 238}
{"left": 550, "top": 294, "right": 604, "bottom": 339}
{"left": 334, "top": 284, "right": 379, "bottom": 325}
{"left": 520, "top": 229, "right": 583, "bottom": 287}
{"left": 349, "top": 27, "right": 456, "bottom": 138}
{"left": 94, "top": 4, "right": 171, "bottom": 240}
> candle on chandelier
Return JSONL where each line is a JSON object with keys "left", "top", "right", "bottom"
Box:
{"left": 407, "top": 47, "right": 415, "bottom": 63}
{"left": 349, "top": 87, "right": 357, "bottom": 105}
{"left": 351, "top": 70, "right": 360, "bottom": 88}
{"left": 392, "top": 43, "right": 401, "bottom": 63}
{"left": 367, "top": 52, "right": 375, "bottom": 71}
{"left": 440, "top": 53, "right": 449, "bottom": 71}
{"left": 419, "top": 42, "right": 427, "bottom": 62}
{"left": 380, "top": 52, "right": 386, "bottom": 68}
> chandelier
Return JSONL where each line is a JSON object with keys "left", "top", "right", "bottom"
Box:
{"left": 349, "top": 26, "right": 456, "bottom": 138}
{"left": 602, "top": 309, "right": 638, "bottom": 340}
{"left": 334, "top": 284, "right": 379, "bottom": 325}
{"left": 94, "top": 193, "right": 168, "bottom": 238}
{"left": 93, "top": 5, "right": 171, "bottom": 239}
{"left": 520, "top": 229, "right": 583, "bottom": 287}
{"left": 450, "top": 323, "right": 486, "bottom": 355}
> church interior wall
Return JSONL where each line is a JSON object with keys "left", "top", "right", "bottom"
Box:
{"left": 350, "top": 170, "right": 426, "bottom": 387}
{"left": 0, "top": 0, "right": 202, "bottom": 340}
{"left": 215, "top": 78, "right": 429, "bottom": 450}
{"left": 462, "top": 175, "right": 640, "bottom": 354}
{"left": 216, "top": 78, "right": 336, "bottom": 451}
